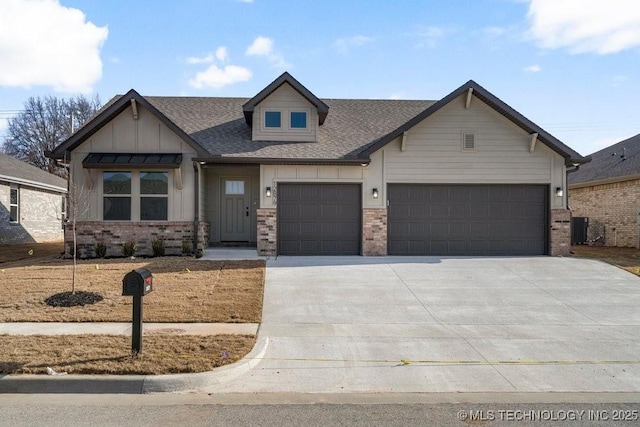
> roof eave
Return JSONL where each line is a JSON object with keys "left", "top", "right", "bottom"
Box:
{"left": 193, "top": 156, "right": 370, "bottom": 166}
{"left": 0, "top": 173, "right": 67, "bottom": 193}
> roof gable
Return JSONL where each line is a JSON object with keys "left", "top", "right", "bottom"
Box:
{"left": 48, "top": 89, "right": 208, "bottom": 159}
{"left": 242, "top": 72, "right": 329, "bottom": 126}
{"left": 569, "top": 132, "right": 640, "bottom": 186}
{"left": 359, "top": 80, "right": 590, "bottom": 166}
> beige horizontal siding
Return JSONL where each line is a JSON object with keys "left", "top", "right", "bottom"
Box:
{"left": 385, "top": 95, "right": 557, "bottom": 184}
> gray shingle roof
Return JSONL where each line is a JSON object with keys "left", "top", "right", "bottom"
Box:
{"left": 569, "top": 133, "right": 640, "bottom": 185}
{"left": 144, "top": 96, "right": 434, "bottom": 160}
{"left": 0, "top": 152, "right": 66, "bottom": 192}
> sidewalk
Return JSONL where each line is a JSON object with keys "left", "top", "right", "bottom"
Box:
{"left": 0, "top": 322, "right": 266, "bottom": 394}
{"left": 0, "top": 322, "right": 258, "bottom": 336}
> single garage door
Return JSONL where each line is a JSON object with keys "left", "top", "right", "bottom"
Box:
{"left": 278, "top": 183, "right": 361, "bottom": 255}
{"left": 388, "top": 184, "right": 548, "bottom": 255}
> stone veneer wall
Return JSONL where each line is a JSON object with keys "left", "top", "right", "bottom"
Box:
{"left": 0, "top": 181, "right": 64, "bottom": 244}
{"left": 549, "top": 209, "right": 571, "bottom": 256}
{"left": 362, "top": 208, "right": 387, "bottom": 256}
{"left": 569, "top": 179, "right": 640, "bottom": 248}
{"left": 257, "top": 208, "right": 277, "bottom": 256}
{"left": 65, "top": 221, "right": 210, "bottom": 258}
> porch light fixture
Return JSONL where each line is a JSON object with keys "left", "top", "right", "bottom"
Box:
{"left": 266, "top": 187, "right": 272, "bottom": 197}
{"left": 555, "top": 187, "right": 563, "bottom": 197}
{"left": 372, "top": 188, "right": 379, "bottom": 199}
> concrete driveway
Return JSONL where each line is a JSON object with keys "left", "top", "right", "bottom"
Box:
{"left": 210, "top": 256, "right": 640, "bottom": 393}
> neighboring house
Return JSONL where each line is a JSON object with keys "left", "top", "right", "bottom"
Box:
{"left": 0, "top": 152, "right": 67, "bottom": 244}
{"left": 569, "top": 133, "right": 640, "bottom": 248}
{"left": 48, "top": 72, "right": 588, "bottom": 258}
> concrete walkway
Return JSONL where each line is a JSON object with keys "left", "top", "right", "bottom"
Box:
{"left": 0, "top": 322, "right": 258, "bottom": 336}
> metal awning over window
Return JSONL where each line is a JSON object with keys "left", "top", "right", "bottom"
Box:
{"left": 82, "top": 153, "right": 183, "bottom": 169}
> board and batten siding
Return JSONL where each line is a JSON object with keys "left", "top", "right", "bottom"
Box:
{"left": 365, "top": 94, "right": 567, "bottom": 210}
{"left": 252, "top": 83, "right": 318, "bottom": 142}
{"left": 69, "top": 104, "right": 197, "bottom": 221}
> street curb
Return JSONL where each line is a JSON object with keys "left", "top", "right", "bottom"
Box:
{"left": 0, "top": 336, "right": 269, "bottom": 394}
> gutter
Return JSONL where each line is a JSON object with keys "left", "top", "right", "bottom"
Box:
{"left": 565, "top": 164, "right": 581, "bottom": 210}
{"left": 193, "top": 156, "right": 370, "bottom": 166}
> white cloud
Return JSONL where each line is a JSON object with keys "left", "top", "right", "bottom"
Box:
{"left": 246, "top": 36, "right": 274, "bottom": 56}
{"left": 524, "top": 64, "right": 542, "bottom": 72}
{"left": 188, "top": 64, "right": 252, "bottom": 89}
{"left": 186, "top": 54, "right": 215, "bottom": 65}
{"left": 527, "top": 0, "right": 640, "bottom": 54}
{"left": 236, "top": 0, "right": 253, "bottom": 3}
{"left": 215, "top": 46, "right": 228, "bottom": 62}
{"left": 0, "top": 0, "right": 107, "bottom": 93}
{"left": 334, "top": 35, "right": 373, "bottom": 53}
{"left": 246, "top": 36, "right": 290, "bottom": 68}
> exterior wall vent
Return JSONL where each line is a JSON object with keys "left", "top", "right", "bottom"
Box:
{"left": 462, "top": 132, "right": 476, "bottom": 151}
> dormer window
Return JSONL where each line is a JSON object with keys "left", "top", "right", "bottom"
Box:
{"left": 264, "top": 111, "right": 281, "bottom": 128}
{"left": 290, "top": 111, "right": 307, "bottom": 129}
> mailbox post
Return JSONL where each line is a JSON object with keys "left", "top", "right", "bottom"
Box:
{"left": 122, "top": 268, "right": 153, "bottom": 355}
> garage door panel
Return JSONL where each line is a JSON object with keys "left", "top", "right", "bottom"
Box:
{"left": 389, "top": 184, "right": 547, "bottom": 256}
{"left": 278, "top": 184, "right": 361, "bottom": 255}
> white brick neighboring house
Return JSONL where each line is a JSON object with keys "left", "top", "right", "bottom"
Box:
{"left": 569, "top": 133, "right": 640, "bottom": 248}
{"left": 0, "top": 152, "right": 67, "bottom": 244}
{"left": 48, "top": 73, "right": 589, "bottom": 258}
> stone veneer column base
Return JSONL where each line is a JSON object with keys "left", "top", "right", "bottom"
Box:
{"left": 363, "top": 208, "right": 387, "bottom": 256}
{"left": 257, "top": 208, "right": 277, "bottom": 256}
{"left": 550, "top": 209, "right": 571, "bottom": 256}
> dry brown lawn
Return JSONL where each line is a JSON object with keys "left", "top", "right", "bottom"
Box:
{"left": 0, "top": 243, "right": 265, "bottom": 322}
{"left": 0, "top": 334, "right": 256, "bottom": 375}
{"left": 572, "top": 245, "right": 640, "bottom": 277}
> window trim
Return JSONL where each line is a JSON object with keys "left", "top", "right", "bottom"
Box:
{"left": 102, "top": 171, "right": 132, "bottom": 221}
{"left": 9, "top": 184, "right": 19, "bottom": 224}
{"left": 264, "top": 111, "right": 282, "bottom": 128}
{"left": 289, "top": 111, "right": 307, "bottom": 129}
{"left": 140, "top": 171, "right": 169, "bottom": 221}
{"left": 101, "top": 170, "right": 171, "bottom": 221}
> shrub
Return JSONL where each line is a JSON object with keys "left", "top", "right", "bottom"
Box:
{"left": 181, "top": 240, "right": 192, "bottom": 255}
{"left": 94, "top": 242, "right": 107, "bottom": 258}
{"left": 122, "top": 240, "right": 137, "bottom": 257}
{"left": 151, "top": 237, "right": 165, "bottom": 257}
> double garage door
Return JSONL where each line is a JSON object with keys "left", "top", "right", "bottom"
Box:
{"left": 388, "top": 184, "right": 548, "bottom": 256}
{"left": 277, "top": 183, "right": 548, "bottom": 256}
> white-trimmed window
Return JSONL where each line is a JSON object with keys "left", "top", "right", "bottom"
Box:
{"left": 9, "top": 184, "right": 19, "bottom": 223}
{"left": 140, "top": 172, "right": 168, "bottom": 221}
{"left": 290, "top": 111, "right": 307, "bottom": 129}
{"left": 264, "top": 111, "right": 282, "bottom": 128}
{"left": 103, "top": 172, "right": 131, "bottom": 221}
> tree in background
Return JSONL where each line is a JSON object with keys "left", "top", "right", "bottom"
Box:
{"left": 2, "top": 95, "right": 101, "bottom": 177}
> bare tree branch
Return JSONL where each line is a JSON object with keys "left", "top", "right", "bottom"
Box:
{"left": 2, "top": 95, "right": 101, "bottom": 176}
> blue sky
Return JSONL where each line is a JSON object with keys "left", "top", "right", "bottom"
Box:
{"left": 1, "top": 0, "right": 639, "bottom": 156}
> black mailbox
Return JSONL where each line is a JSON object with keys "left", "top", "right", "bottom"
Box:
{"left": 122, "top": 268, "right": 153, "bottom": 296}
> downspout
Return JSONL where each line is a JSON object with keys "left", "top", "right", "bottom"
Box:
{"left": 193, "top": 161, "right": 200, "bottom": 257}
{"left": 566, "top": 164, "right": 580, "bottom": 210}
